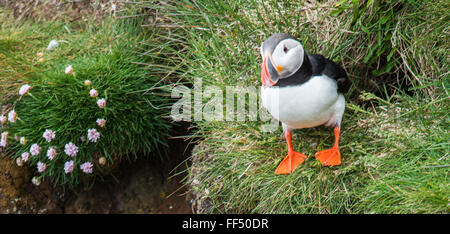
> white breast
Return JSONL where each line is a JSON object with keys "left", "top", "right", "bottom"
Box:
{"left": 261, "top": 75, "right": 345, "bottom": 129}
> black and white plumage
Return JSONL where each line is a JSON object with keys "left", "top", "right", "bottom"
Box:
{"left": 259, "top": 33, "right": 350, "bottom": 174}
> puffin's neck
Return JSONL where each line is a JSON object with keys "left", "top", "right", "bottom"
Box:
{"left": 274, "top": 53, "right": 312, "bottom": 87}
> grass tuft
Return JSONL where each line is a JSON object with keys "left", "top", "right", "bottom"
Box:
{"left": 0, "top": 9, "right": 173, "bottom": 188}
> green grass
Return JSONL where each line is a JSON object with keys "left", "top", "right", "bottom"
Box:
{"left": 137, "top": 0, "right": 449, "bottom": 213}
{"left": 0, "top": 9, "right": 173, "bottom": 188}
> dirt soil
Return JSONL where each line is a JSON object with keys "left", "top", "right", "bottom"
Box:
{"left": 0, "top": 128, "right": 194, "bottom": 214}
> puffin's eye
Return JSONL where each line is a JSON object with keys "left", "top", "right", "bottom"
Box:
{"left": 283, "top": 46, "right": 289, "bottom": 53}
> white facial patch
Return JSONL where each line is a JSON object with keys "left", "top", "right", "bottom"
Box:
{"left": 271, "top": 39, "right": 304, "bottom": 79}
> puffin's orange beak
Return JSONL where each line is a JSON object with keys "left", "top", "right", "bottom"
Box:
{"left": 261, "top": 56, "right": 279, "bottom": 87}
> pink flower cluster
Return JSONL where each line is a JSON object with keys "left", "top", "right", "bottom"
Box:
{"left": 64, "top": 142, "right": 78, "bottom": 157}
{"left": 90, "top": 89, "right": 98, "bottom": 98}
{"left": 0, "top": 115, "right": 6, "bottom": 124}
{"left": 0, "top": 132, "right": 8, "bottom": 147}
{"left": 37, "top": 162, "right": 46, "bottom": 173}
{"left": 0, "top": 139, "right": 7, "bottom": 148}
{"left": 32, "top": 177, "right": 41, "bottom": 186}
{"left": 97, "top": 98, "right": 106, "bottom": 109}
{"left": 64, "top": 160, "right": 74, "bottom": 174}
{"left": 80, "top": 162, "right": 93, "bottom": 174}
{"left": 30, "top": 143, "right": 41, "bottom": 156}
{"left": 20, "top": 137, "right": 26, "bottom": 145}
{"left": 43, "top": 129, "right": 56, "bottom": 142}
{"left": 21, "top": 152, "right": 30, "bottom": 162}
{"left": 19, "top": 84, "right": 32, "bottom": 96}
{"left": 96, "top": 118, "right": 106, "bottom": 128}
{"left": 47, "top": 147, "right": 57, "bottom": 160}
{"left": 87, "top": 128, "right": 100, "bottom": 143}
{"left": 8, "top": 110, "right": 17, "bottom": 123}
{"left": 16, "top": 157, "right": 24, "bottom": 166}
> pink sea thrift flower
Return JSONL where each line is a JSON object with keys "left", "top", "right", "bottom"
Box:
{"left": 64, "top": 160, "right": 74, "bottom": 174}
{"left": 8, "top": 110, "right": 17, "bottom": 123}
{"left": 64, "top": 142, "right": 78, "bottom": 157}
{"left": 19, "top": 84, "right": 32, "bottom": 96}
{"left": 84, "top": 80, "right": 92, "bottom": 86}
{"left": 16, "top": 157, "right": 24, "bottom": 167}
{"left": 20, "top": 137, "right": 26, "bottom": 145}
{"left": 42, "top": 129, "right": 56, "bottom": 142}
{"left": 87, "top": 128, "right": 100, "bottom": 143}
{"left": 90, "top": 89, "right": 98, "bottom": 97}
{"left": 32, "top": 177, "right": 41, "bottom": 186}
{"left": 47, "top": 147, "right": 57, "bottom": 160}
{"left": 65, "top": 65, "right": 73, "bottom": 74}
{"left": 37, "top": 162, "right": 46, "bottom": 173}
{"left": 21, "top": 152, "right": 30, "bottom": 162}
{"left": 1, "top": 132, "right": 8, "bottom": 147}
{"left": 0, "top": 115, "right": 6, "bottom": 124}
{"left": 80, "top": 162, "right": 93, "bottom": 174}
{"left": 96, "top": 118, "right": 106, "bottom": 128}
{"left": 30, "top": 143, "right": 41, "bottom": 156}
{"left": 97, "top": 98, "right": 106, "bottom": 109}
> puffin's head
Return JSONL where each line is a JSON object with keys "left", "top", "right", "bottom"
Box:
{"left": 260, "top": 33, "right": 305, "bottom": 87}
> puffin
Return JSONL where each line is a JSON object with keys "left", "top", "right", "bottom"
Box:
{"left": 259, "top": 33, "right": 350, "bottom": 174}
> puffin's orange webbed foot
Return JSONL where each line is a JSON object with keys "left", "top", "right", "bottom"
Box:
{"left": 275, "top": 130, "right": 307, "bottom": 174}
{"left": 315, "top": 147, "right": 341, "bottom": 166}
{"left": 275, "top": 151, "right": 307, "bottom": 174}
{"left": 315, "top": 126, "right": 342, "bottom": 166}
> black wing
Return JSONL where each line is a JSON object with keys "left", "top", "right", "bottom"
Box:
{"left": 308, "top": 54, "right": 350, "bottom": 94}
